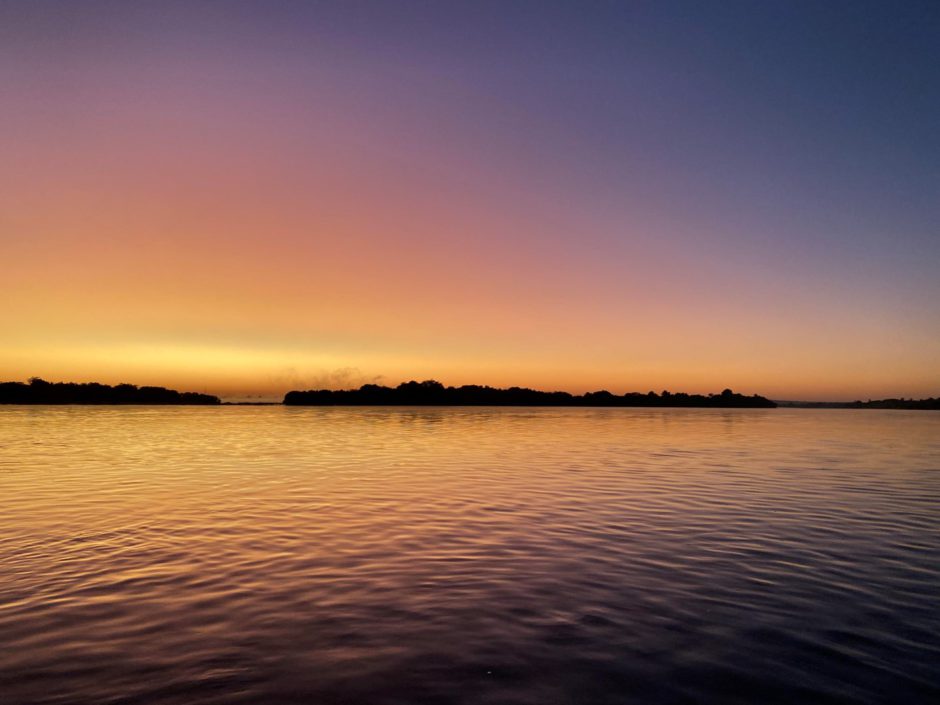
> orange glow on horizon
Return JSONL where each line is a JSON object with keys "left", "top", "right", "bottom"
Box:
{"left": 2, "top": 8, "right": 938, "bottom": 403}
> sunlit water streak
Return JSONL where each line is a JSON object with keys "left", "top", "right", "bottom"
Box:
{"left": 1, "top": 406, "right": 938, "bottom": 704}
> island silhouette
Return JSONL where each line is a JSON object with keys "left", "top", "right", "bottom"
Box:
{"left": 4, "top": 377, "right": 936, "bottom": 409}
{"left": 0, "top": 378, "right": 220, "bottom": 405}
{"left": 284, "top": 380, "right": 778, "bottom": 408}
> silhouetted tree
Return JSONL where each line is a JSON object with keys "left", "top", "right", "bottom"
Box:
{"left": 284, "top": 382, "right": 777, "bottom": 408}
{"left": 0, "top": 379, "right": 220, "bottom": 404}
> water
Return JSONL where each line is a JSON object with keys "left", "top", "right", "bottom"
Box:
{"left": 1, "top": 406, "right": 938, "bottom": 705}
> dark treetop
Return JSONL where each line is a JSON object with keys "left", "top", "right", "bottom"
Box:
{"left": 0, "top": 378, "right": 221, "bottom": 405}
{"left": 284, "top": 380, "right": 777, "bottom": 408}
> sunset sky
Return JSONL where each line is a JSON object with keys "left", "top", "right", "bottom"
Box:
{"left": 2, "top": 1, "right": 938, "bottom": 401}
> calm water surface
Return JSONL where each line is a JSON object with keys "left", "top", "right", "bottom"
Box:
{"left": 1, "top": 406, "right": 938, "bottom": 704}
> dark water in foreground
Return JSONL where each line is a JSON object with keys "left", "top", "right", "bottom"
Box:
{"left": 1, "top": 407, "right": 938, "bottom": 705}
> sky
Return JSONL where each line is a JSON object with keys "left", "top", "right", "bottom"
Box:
{"left": 1, "top": 0, "right": 938, "bottom": 401}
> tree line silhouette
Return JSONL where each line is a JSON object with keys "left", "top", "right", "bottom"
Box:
{"left": 0, "top": 378, "right": 220, "bottom": 405}
{"left": 777, "top": 397, "right": 940, "bottom": 410}
{"left": 3, "top": 378, "right": 935, "bottom": 409}
{"left": 283, "top": 380, "right": 777, "bottom": 407}
{"left": 850, "top": 397, "right": 940, "bottom": 410}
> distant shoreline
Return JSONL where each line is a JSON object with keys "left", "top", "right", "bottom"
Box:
{"left": 774, "top": 399, "right": 940, "bottom": 410}
{"left": 2, "top": 378, "right": 937, "bottom": 410}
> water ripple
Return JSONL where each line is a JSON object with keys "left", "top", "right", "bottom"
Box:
{"left": 1, "top": 406, "right": 938, "bottom": 704}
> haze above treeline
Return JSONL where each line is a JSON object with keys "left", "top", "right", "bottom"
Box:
{"left": 1, "top": 378, "right": 938, "bottom": 410}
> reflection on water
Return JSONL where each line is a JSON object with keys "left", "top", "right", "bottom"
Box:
{"left": 1, "top": 406, "right": 938, "bottom": 704}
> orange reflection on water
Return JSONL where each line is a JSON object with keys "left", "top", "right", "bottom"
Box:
{"left": 1, "top": 406, "right": 938, "bottom": 704}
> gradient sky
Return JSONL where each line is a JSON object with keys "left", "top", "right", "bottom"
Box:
{"left": 2, "top": 0, "right": 938, "bottom": 401}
